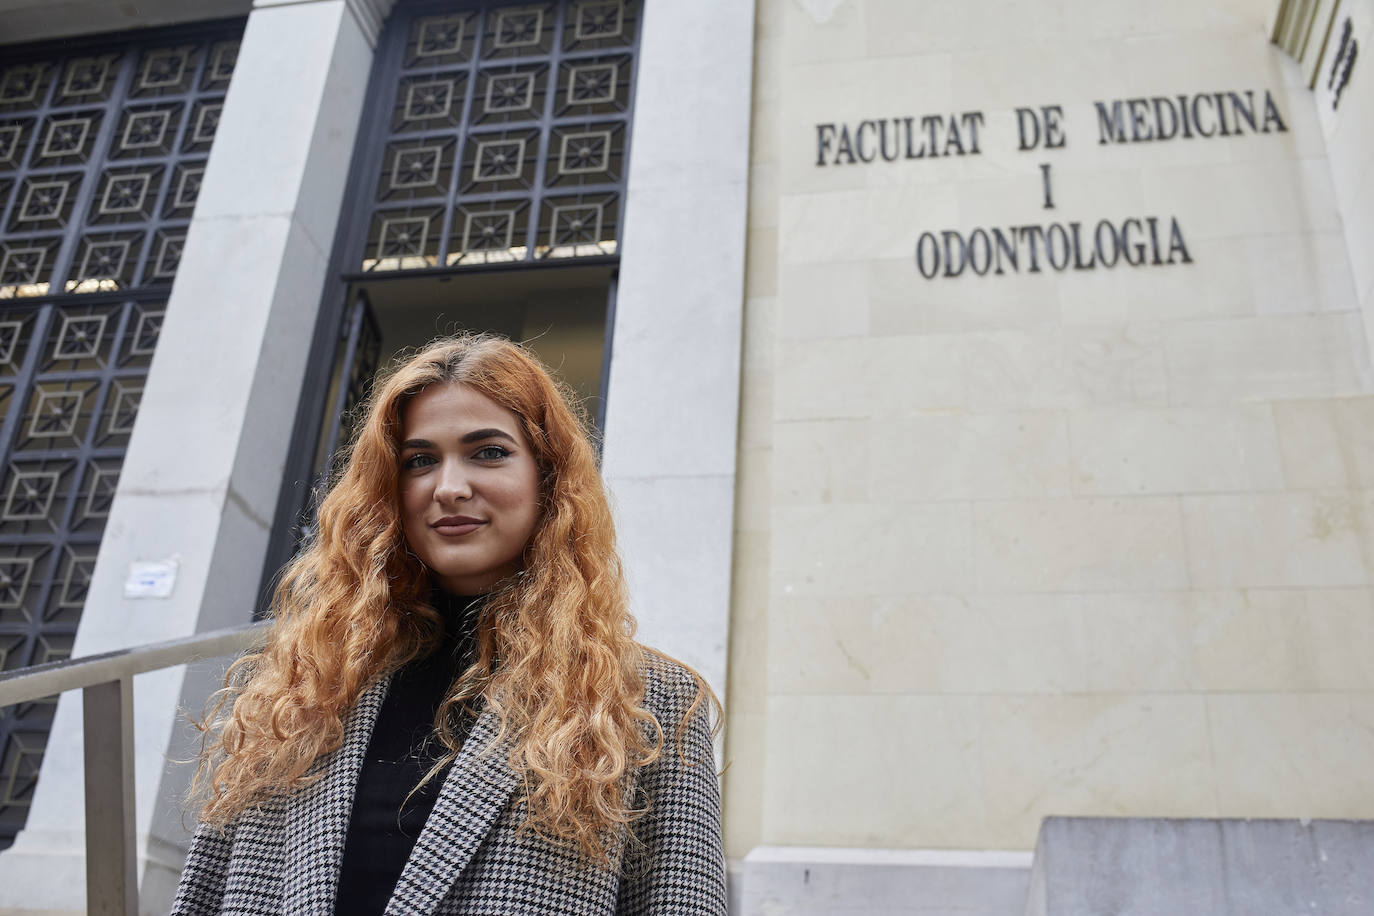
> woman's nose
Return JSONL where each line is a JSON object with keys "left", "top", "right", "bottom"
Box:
{"left": 432, "top": 460, "right": 473, "bottom": 502}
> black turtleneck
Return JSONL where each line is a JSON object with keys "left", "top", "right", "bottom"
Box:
{"left": 335, "top": 589, "right": 484, "bottom": 916}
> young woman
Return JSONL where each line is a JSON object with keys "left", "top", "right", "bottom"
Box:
{"left": 172, "top": 334, "right": 726, "bottom": 915}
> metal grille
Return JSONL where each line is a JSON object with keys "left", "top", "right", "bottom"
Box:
{"left": 354, "top": 0, "right": 639, "bottom": 273}
{"left": 0, "top": 21, "right": 243, "bottom": 849}
{"left": 305, "top": 291, "right": 383, "bottom": 541}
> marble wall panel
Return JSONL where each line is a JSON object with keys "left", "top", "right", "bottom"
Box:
{"left": 722, "top": 707, "right": 768, "bottom": 858}
{"left": 1272, "top": 397, "right": 1374, "bottom": 489}
{"left": 772, "top": 501, "right": 974, "bottom": 597}
{"left": 1083, "top": 591, "right": 1199, "bottom": 691}
{"left": 1190, "top": 588, "right": 1321, "bottom": 689}
{"left": 973, "top": 496, "right": 1189, "bottom": 592}
{"left": 1163, "top": 313, "right": 1372, "bottom": 404}
{"left": 1209, "top": 692, "right": 1374, "bottom": 818}
{"left": 767, "top": 594, "right": 881, "bottom": 695}
{"left": 1299, "top": 587, "right": 1374, "bottom": 689}
{"left": 869, "top": 412, "right": 1074, "bottom": 501}
{"left": 776, "top": 260, "right": 870, "bottom": 341}
{"left": 1247, "top": 230, "right": 1359, "bottom": 316}
{"left": 774, "top": 335, "right": 966, "bottom": 420}
{"left": 727, "top": 530, "right": 773, "bottom": 708}
{"left": 1125, "top": 235, "right": 1243, "bottom": 319}
{"left": 980, "top": 694, "right": 1215, "bottom": 849}
{"left": 763, "top": 694, "right": 986, "bottom": 848}
{"left": 1068, "top": 405, "right": 1286, "bottom": 495}
{"left": 1347, "top": 169, "right": 1374, "bottom": 326}
{"left": 779, "top": 185, "right": 958, "bottom": 264}
{"left": 1180, "top": 491, "right": 1369, "bottom": 588}
{"left": 743, "top": 294, "right": 778, "bottom": 374}
{"left": 1314, "top": 0, "right": 1374, "bottom": 195}
{"left": 769, "top": 592, "right": 1094, "bottom": 696}
{"left": 869, "top": 257, "right": 1062, "bottom": 336}
{"left": 772, "top": 419, "right": 869, "bottom": 506}
{"left": 965, "top": 325, "right": 1170, "bottom": 411}
{"left": 749, "top": 160, "right": 780, "bottom": 230}
{"left": 732, "top": 0, "right": 1374, "bottom": 861}
{"left": 748, "top": 227, "right": 780, "bottom": 298}
{"left": 1142, "top": 158, "right": 1341, "bottom": 241}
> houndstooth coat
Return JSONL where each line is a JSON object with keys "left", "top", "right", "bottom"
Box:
{"left": 170, "top": 651, "right": 726, "bottom": 915}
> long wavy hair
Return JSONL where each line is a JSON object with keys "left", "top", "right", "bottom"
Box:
{"left": 191, "top": 333, "right": 710, "bottom": 865}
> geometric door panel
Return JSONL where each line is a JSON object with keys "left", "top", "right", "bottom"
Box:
{"left": 0, "top": 20, "right": 243, "bottom": 849}
{"left": 354, "top": 0, "right": 640, "bottom": 273}
{"left": 267, "top": 1, "right": 641, "bottom": 606}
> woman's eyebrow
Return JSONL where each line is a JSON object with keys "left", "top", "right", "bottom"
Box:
{"left": 399, "top": 429, "right": 517, "bottom": 450}
{"left": 461, "top": 428, "right": 518, "bottom": 445}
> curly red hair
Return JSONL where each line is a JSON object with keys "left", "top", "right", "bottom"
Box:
{"left": 191, "top": 333, "right": 711, "bottom": 864}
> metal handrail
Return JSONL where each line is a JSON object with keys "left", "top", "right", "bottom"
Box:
{"left": 0, "top": 621, "right": 270, "bottom": 916}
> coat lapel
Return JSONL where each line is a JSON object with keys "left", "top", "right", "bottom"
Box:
{"left": 281, "top": 676, "right": 391, "bottom": 915}
{"left": 383, "top": 706, "right": 519, "bottom": 915}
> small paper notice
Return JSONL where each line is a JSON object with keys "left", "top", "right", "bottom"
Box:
{"left": 124, "top": 557, "right": 179, "bottom": 598}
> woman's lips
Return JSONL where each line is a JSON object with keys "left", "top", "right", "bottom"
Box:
{"left": 433, "top": 517, "right": 485, "bottom": 536}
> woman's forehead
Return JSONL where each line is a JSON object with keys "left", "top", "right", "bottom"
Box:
{"left": 401, "top": 382, "right": 527, "bottom": 440}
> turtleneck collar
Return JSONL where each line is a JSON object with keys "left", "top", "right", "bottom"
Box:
{"left": 429, "top": 585, "right": 485, "bottom": 648}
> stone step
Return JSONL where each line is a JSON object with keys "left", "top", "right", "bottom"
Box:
{"left": 1027, "top": 817, "right": 1374, "bottom": 916}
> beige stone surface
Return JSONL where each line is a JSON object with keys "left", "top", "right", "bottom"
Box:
{"left": 1351, "top": 172, "right": 1374, "bottom": 323}
{"left": 774, "top": 335, "right": 965, "bottom": 420}
{"left": 776, "top": 259, "right": 870, "bottom": 341}
{"left": 1181, "top": 491, "right": 1369, "bottom": 588}
{"left": 737, "top": 368, "right": 774, "bottom": 452}
{"left": 1190, "top": 589, "right": 1320, "bottom": 689}
{"left": 768, "top": 594, "right": 881, "bottom": 695}
{"left": 722, "top": 707, "right": 767, "bottom": 858}
{"left": 1084, "top": 588, "right": 1374, "bottom": 692}
{"left": 727, "top": 530, "right": 771, "bottom": 704}
{"left": 746, "top": 227, "right": 780, "bottom": 297}
{"left": 778, "top": 185, "right": 958, "bottom": 264}
{"left": 772, "top": 501, "right": 973, "bottom": 597}
{"left": 763, "top": 694, "right": 986, "bottom": 848}
{"left": 723, "top": 0, "right": 784, "bottom": 857}
{"left": 742, "top": 294, "right": 777, "bottom": 374}
{"left": 973, "top": 497, "right": 1189, "bottom": 592}
{"left": 735, "top": 444, "right": 773, "bottom": 531}
{"left": 1068, "top": 405, "right": 1285, "bottom": 495}
{"left": 980, "top": 694, "right": 1216, "bottom": 848}
{"left": 965, "top": 594, "right": 1091, "bottom": 693}
{"left": 1136, "top": 233, "right": 1242, "bottom": 316}
{"left": 727, "top": 0, "right": 1374, "bottom": 856}
{"left": 771, "top": 419, "right": 869, "bottom": 505}
{"left": 964, "top": 325, "right": 1170, "bottom": 411}
{"left": 1209, "top": 692, "right": 1374, "bottom": 818}
{"left": 748, "top": 160, "right": 780, "bottom": 231}
{"left": 768, "top": 592, "right": 1091, "bottom": 695}
{"left": 870, "top": 412, "right": 1074, "bottom": 501}
{"left": 869, "top": 257, "right": 1062, "bottom": 336}
{"left": 1302, "top": 587, "right": 1374, "bottom": 689}
{"left": 1083, "top": 592, "right": 1198, "bottom": 691}
{"left": 1248, "top": 231, "right": 1359, "bottom": 315}
{"left": 1144, "top": 159, "right": 1341, "bottom": 240}
{"left": 1163, "top": 314, "right": 1372, "bottom": 404}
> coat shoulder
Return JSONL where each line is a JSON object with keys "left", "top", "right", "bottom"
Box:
{"left": 634, "top": 646, "right": 712, "bottom": 724}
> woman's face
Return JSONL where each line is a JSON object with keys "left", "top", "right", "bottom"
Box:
{"left": 398, "top": 382, "right": 542, "bottom": 595}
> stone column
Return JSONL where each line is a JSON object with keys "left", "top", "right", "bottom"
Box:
{"left": 0, "top": 1, "right": 391, "bottom": 912}
{"left": 600, "top": 0, "right": 757, "bottom": 702}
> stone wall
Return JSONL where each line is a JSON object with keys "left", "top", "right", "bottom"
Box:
{"left": 725, "top": 0, "right": 1374, "bottom": 860}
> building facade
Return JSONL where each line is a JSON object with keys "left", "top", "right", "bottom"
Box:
{"left": 729, "top": 0, "right": 1374, "bottom": 907}
{"left": 0, "top": 0, "right": 1369, "bottom": 912}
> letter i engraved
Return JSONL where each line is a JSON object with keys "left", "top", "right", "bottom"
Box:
{"left": 1040, "top": 163, "right": 1055, "bottom": 209}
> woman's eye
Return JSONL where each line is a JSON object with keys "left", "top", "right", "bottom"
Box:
{"left": 402, "top": 454, "right": 435, "bottom": 469}
{"left": 474, "top": 445, "right": 510, "bottom": 461}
